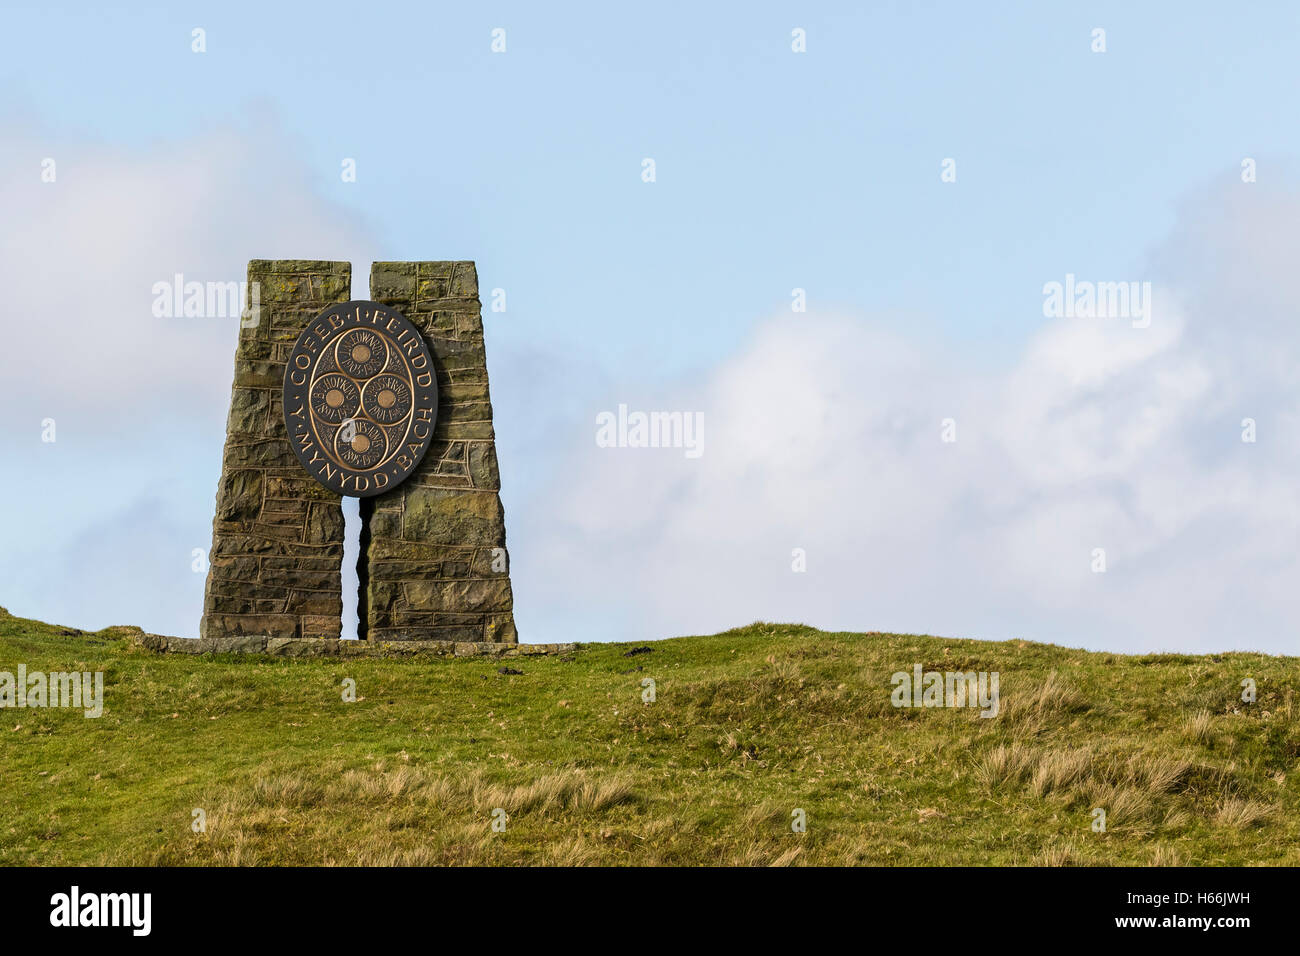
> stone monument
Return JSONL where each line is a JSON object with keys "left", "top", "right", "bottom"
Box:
{"left": 199, "top": 259, "right": 517, "bottom": 647}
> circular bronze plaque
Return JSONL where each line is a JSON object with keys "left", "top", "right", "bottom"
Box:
{"left": 282, "top": 301, "right": 438, "bottom": 497}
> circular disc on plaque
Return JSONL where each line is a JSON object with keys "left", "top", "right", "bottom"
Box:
{"left": 282, "top": 300, "right": 438, "bottom": 497}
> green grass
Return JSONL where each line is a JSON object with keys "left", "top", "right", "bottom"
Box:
{"left": 1, "top": 605, "right": 1297, "bottom": 865}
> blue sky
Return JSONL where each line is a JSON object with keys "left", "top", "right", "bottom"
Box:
{"left": 10, "top": 1, "right": 1300, "bottom": 367}
{"left": 3, "top": 2, "right": 1300, "bottom": 652}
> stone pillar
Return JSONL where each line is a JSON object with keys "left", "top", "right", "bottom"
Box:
{"left": 200, "top": 260, "right": 352, "bottom": 640}
{"left": 363, "top": 261, "right": 517, "bottom": 643}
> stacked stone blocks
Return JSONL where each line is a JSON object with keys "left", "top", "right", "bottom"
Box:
{"left": 365, "top": 261, "right": 517, "bottom": 643}
{"left": 200, "top": 260, "right": 352, "bottom": 640}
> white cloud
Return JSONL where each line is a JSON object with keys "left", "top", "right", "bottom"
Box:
{"left": 0, "top": 114, "right": 376, "bottom": 419}
{"left": 514, "top": 180, "right": 1300, "bottom": 654}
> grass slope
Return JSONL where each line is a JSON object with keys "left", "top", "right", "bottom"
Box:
{"left": 0, "top": 607, "right": 1296, "bottom": 866}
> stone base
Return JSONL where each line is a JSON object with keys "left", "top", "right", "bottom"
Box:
{"left": 133, "top": 631, "right": 572, "bottom": 658}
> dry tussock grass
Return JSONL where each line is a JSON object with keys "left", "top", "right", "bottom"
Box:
{"left": 1032, "top": 842, "right": 1079, "bottom": 867}
{"left": 1182, "top": 710, "right": 1214, "bottom": 745}
{"left": 1001, "top": 671, "right": 1090, "bottom": 733}
{"left": 1029, "top": 749, "right": 1093, "bottom": 797}
{"left": 974, "top": 742, "right": 1036, "bottom": 788}
{"left": 1148, "top": 845, "right": 1184, "bottom": 866}
{"left": 974, "top": 741, "right": 1246, "bottom": 835}
{"left": 1213, "top": 797, "right": 1272, "bottom": 829}
{"left": 251, "top": 761, "right": 640, "bottom": 816}
{"left": 163, "top": 762, "right": 640, "bottom": 866}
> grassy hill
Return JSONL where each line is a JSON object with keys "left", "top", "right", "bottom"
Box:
{"left": 1, "top": 606, "right": 1296, "bottom": 866}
